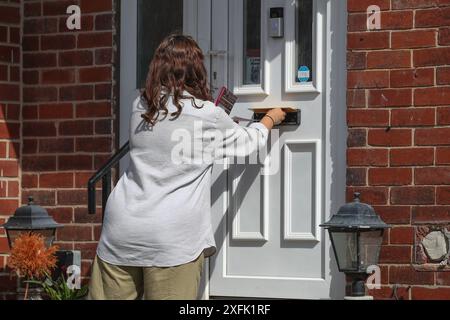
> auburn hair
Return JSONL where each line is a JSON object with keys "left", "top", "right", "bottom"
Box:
{"left": 140, "top": 34, "right": 212, "bottom": 126}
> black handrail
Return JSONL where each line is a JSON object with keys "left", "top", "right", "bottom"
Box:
{"left": 87, "top": 141, "right": 130, "bottom": 216}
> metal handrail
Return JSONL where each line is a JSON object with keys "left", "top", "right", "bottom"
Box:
{"left": 87, "top": 141, "right": 130, "bottom": 216}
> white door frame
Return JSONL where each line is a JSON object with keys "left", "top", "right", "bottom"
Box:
{"left": 323, "top": 0, "right": 348, "bottom": 298}
{"left": 119, "top": 0, "right": 203, "bottom": 166}
{"left": 119, "top": 0, "right": 347, "bottom": 299}
{"left": 119, "top": 0, "right": 213, "bottom": 299}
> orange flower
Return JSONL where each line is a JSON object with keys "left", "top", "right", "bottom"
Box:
{"left": 8, "top": 232, "right": 58, "bottom": 280}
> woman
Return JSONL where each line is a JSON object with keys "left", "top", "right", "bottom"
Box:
{"left": 88, "top": 34, "right": 286, "bottom": 300}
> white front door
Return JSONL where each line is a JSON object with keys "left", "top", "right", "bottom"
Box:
{"left": 206, "top": 0, "right": 347, "bottom": 299}
{"left": 120, "top": 0, "right": 347, "bottom": 299}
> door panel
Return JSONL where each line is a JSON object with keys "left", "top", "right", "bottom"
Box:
{"left": 283, "top": 140, "right": 320, "bottom": 242}
{"left": 230, "top": 163, "right": 269, "bottom": 241}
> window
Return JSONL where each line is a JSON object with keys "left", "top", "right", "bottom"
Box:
{"left": 295, "top": 0, "right": 313, "bottom": 83}
{"left": 243, "top": 0, "right": 261, "bottom": 85}
{"left": 230, "top": 0, "right": 266, "bottom": 95}
{"left": 136, "top": 0, "right": 184, "bottom": 88}
{"left": 285, "top": 0, "right": 323, "bottom": 93}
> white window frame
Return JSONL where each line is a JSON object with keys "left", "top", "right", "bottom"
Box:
{"left": 119, "top": 0, "right": 200, "bottom": 172}
{"left": 120, "top": 0, "right": 201, "bottom": 148}
{"left": 229, "top": 0, "right": 269, "bottom": 96}
{"left": 284, "top": 0, "right": 324, "bottom": 93}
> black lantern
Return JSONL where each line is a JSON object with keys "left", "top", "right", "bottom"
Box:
{"left": 3, "top": 196, "right": 62, "bottom": 248}
{"left": 320, "top": 192, "right": 390, "bottom": 298}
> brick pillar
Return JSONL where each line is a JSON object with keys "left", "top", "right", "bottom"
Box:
{"left": 0, "top": 0, "right": 21, "bottom": 299}
{"left": 21, "top": 0, "right": 118, "bottom": 286}
{"left": 347, "top": 0, "right": 450, "bottom": 300}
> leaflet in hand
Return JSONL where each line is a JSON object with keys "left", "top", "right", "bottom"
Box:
{"left": 214, "top": 87, "right": 237, "bottom": 115}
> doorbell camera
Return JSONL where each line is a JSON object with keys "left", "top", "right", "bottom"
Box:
{"left": 269, "top": 7, "right": 284, "bottom": 38}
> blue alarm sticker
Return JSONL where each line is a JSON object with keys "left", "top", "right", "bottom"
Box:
{"left": 297, "top": 66, "right": 310, "bottom": 82}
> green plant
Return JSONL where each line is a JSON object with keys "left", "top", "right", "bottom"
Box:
{"left": 27, "top": 272, "right": 89, "bottom": 300}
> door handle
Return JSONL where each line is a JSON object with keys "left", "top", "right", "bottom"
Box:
{"left": 206, "top": 50, "right": 227, "bottom": 57}
{"left": 208, "top": 51, "right": 227, "bottom": 94}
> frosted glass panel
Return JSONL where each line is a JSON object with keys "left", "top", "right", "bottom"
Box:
{"left": 137, "top": 0, "right": 184, "bottom": 88}
{"left": 295, "top": 0, "right": 313, "bottom": 83}
{"left": 243, "top": 0, "right": 261, "bottom": 85}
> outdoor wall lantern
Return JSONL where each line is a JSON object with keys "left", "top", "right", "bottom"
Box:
{"left": 320, "top": 192, "right": 390, "bottom": 299}
{"left": 3, "top": 196, "right": 62, "bottom": 249}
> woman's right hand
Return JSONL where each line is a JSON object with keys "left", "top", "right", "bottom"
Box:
{"left": 266, "top": 108, "right": 286, "bottom": 125}
{"left": 259, "top": 108, "right": 286, "bottom": 130}
{"left": 260, "top": 108, "right": 287, "bottom": 130}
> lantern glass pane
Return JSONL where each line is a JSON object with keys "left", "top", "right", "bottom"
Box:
{"left": 6, "top": 229, "right": 22, "bottom": 248}
{"left": 330, "top": 231, "right": 358, "bottom": 271}
{"left": 8, "top": 229, "right": 56, "bottom": 248}
{"left": 34, "top": 229, "right": 56, "bottom": 247}
{"left": 359, "top": 230, "right": 384, "bottom": 270}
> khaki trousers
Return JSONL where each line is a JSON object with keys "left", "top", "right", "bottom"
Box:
{"left": 87, "top": 253, "right": 204, "bottom": 300}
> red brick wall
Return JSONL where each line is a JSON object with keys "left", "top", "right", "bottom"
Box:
{"left": 0, "top": 0, "right": 449, "bottom": 301}
{"left": 0, "top": 0, "right": 21, "bottom": 298}
{"left": 22, "top": 0, "right": 118, "bottom": 285}
{"left": 347, "top": 0, "right": 450, "bottom": 299}
{"left": 0, "top": 0, "right": 118, "bottom": 298}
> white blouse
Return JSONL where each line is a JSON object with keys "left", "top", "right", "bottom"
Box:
{"left": 96, "top": 93, "right": 269, "bottom": 267}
